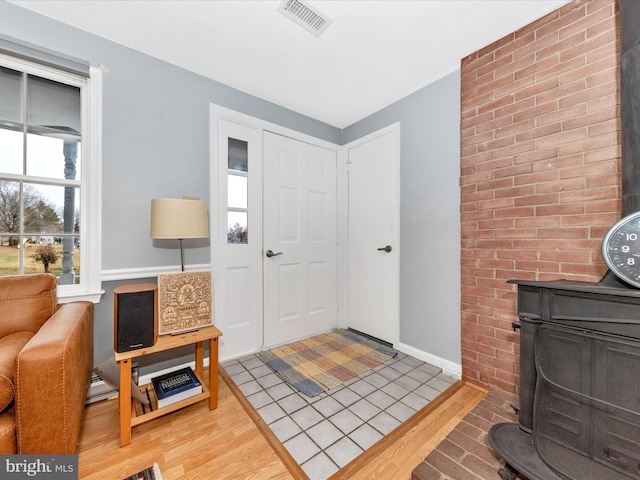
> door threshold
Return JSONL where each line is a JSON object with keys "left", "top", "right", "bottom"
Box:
{"left": 347, "top": 328, "right": 393, "bottom": 348}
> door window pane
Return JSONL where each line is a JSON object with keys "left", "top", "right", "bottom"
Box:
{"left": 228, "top": 175, "right": 247, "bottom": 209}
{"left": 228, "top": 137, "right": 248, "bottom": 244}
{"left": 228, "top": 211, "right": 248, "bottom": 244}
{"left": 228, "top": 138, "right": 248, "bottom": 172}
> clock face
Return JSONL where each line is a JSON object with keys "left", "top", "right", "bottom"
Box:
{"left": 602, "top": 211, "right": 640, "bottom": 288}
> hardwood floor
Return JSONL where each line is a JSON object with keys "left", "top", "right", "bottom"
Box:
{"left": 76, "top": 367, "right": 486, "bottom": 480}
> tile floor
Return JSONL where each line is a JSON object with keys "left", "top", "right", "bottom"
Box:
{"left": 221, "top": 347, "right": 457, "bottom": 480}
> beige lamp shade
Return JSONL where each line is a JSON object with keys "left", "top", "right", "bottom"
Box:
{"left": 150, "top": 198, "right": 209, "bottom": 239}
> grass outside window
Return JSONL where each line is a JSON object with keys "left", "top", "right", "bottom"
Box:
{"left": 0, "top": 244, "right": 80, "bottom": 278}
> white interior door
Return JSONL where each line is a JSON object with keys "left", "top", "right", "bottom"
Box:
{"left": 347, "top": 124, "right": 400, "bottom": 345}
{"left": 263, "top": 132, "right": 337, "bottom": 347}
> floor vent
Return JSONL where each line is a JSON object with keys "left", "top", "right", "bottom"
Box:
{"left": 277, "top": 0, "right": 332, "bottom": 37}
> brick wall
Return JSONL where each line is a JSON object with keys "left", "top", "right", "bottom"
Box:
{"left": 460, "top": 0, "right": 620, "bottom": 393}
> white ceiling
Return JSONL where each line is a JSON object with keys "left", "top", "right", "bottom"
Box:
{"left": 9, "top": 0, "right": 570, "bottom": 128}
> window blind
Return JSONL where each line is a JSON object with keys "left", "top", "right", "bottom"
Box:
{"left": 0, "top": 33, "right": 89, "bottom": 78}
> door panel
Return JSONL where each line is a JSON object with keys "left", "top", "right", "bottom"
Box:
{"left": 226, "top": 267, "right": 250, "bottom": 329}
{"left": 279, "top": 187, "right": 299, "bottom": 240}
{"left": 309, "top": 262, "right": 327, "bottom": 313}
{"left": 263, "top": 132, "right": 337, "bottom": 347}
{"left": 278, "top": 264, "right": 300, "bottom": 319}
{"left": 213, "top": 118, "right": 261, "bottom": 360}
{"left": 347, "top": 126, "right": 399, "bottom": 344}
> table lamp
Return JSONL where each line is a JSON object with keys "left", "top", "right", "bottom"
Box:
{"left": 150, "top": 197, "right": 209, "bottom": 271}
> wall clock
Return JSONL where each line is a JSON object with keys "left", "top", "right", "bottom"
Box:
{"left": 602, "top": 210, "right": 640, "bottom": 288}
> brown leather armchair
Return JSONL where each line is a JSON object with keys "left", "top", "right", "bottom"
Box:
{"left": 0, "top": 274, "right": 93, "bottom": 454}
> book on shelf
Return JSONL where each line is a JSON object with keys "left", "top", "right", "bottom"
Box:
{"left": 151, "top": 366, "right": 202, "bottom": 408}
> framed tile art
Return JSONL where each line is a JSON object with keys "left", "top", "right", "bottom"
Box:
{"left": 157, "top": 270, "right": 213, "bottom": 335}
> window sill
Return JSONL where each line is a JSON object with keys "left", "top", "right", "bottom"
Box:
{"left": 58, "top": 289, "right": 105, "bottom": 304}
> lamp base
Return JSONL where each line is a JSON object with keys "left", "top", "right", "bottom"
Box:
{"left": 180, "top": 238, "right": 185, "bottom": 271}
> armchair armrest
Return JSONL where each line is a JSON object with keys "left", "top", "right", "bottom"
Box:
{"left": 15, "top": 301, "right": 94, "bottom": 454}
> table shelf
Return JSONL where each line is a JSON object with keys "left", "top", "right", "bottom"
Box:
{"left": 115, "top": 325, "right": 223, "bottom": 446}
{"left": 131, "top": 379, "right": 211, "bottom": 426}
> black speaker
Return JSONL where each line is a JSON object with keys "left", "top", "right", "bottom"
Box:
{"left": 114, "top": 283, "right": 158, "bottom": 353}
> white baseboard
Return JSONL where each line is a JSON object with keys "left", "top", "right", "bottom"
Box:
{"left": 395, "top": 342, "right": 462, "bottom": 379}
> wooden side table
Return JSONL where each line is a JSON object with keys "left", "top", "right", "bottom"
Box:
{"left": 114, "top": 325, "right": 223, "bottom": 446}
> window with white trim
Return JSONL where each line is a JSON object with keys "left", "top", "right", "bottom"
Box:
{"left": 0, "top": 51, "right": 102, "bottom": 302}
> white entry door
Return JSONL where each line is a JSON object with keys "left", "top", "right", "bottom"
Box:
{"left": 263, "top": 132, "right": 337, "bottom": 347}
{"left": 346, "top": 124, "right": 400, "bottom": 345}
{"left": 212, "top": 116, "right": 262, "bottom": 360}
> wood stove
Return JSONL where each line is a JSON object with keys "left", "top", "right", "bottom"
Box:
{"left": 489, "top": 280, "right": 640, "bottom": 480}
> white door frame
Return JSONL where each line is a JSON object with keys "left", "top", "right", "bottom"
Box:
{"left": 210, "top": 105, "right": 343, "bottom": 361}
{"left": 341, "top": 123, "right": 401, "bottom": 346}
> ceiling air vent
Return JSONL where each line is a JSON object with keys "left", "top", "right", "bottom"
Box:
{"left": 277, "top": 0, "right": 333, "bottom": 37}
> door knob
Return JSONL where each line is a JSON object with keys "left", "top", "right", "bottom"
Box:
{"left": 266, "top": 249, "right": 283, "bottom": 257}
{"left": 377, "top": 245, "right": 392, "bottom": 253}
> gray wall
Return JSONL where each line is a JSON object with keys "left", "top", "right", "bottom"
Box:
{"left": 0, "top": 2, "right": 341, "bottom": 271}
{"left": 343, "top": 71, "right": 462, "bottom": 366}
{"left": 1, "top": 2, "right": 461, "bottom": 370}
{"left": 0, "top": 1, "right": 341, "bottom": 367}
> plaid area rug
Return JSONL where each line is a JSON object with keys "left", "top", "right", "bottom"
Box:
{"left": 260, "top": 329, "right": 397, "bottom": 397}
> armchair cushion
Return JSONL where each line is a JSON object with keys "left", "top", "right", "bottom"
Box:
{"left": 0, "top": 333, "right": 33, "bottom": 413}
{"left": 0, "top": 274, "right": 57, "bottom": 339}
